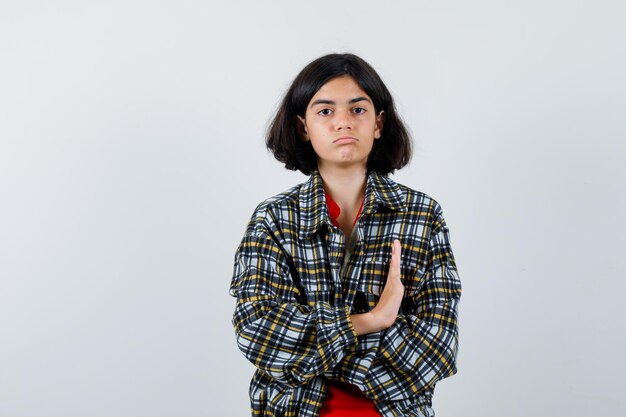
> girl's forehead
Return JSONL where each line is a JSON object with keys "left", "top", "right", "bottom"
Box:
{"left": 310, "top": 76, "right": 371, "bottom": 102}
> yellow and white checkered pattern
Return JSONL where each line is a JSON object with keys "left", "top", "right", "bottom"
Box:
{"left": 230, "top": 169, "right": 461, "bottom": 417}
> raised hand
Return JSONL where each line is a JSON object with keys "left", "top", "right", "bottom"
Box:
{"left": 351, "top": 239, "right": 405, "bottom": 335}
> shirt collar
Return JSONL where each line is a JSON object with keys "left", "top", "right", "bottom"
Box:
{"left": 298, "top": 168, "right": 407, "bottom": 239}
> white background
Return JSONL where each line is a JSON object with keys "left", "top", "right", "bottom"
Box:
{"left": 1, "top": 1, "right": 625, "bottom": 416}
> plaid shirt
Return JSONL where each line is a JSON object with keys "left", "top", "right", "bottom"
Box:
{"left": 230, "top": 169, "right": 462, "bottom": 417}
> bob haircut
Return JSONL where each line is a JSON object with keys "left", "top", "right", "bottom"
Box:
{"left": 266, "top": 53, "right": 412, "bottom": 176}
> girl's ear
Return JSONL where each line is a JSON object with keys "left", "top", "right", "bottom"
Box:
{"left": 374, "top": 110, "right": 385, "bottom": 139}
{"left": 296, "top": 115, "right": 309, "bottom": 141}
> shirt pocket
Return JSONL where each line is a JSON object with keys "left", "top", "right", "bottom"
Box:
{"left": 354, "top": 255, "right": 423, "bottom": 313}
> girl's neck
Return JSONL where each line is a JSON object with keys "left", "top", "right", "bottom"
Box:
{"left": 317, "top": 163, "right": 367, "bottom": 209}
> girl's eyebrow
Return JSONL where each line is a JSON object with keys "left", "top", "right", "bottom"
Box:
{"left": 310, "top": 96, "right": 372, "bottom": 106}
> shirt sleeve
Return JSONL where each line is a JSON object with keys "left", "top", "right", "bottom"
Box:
{"left": 230, "top": 228, "right": 359, "bottom": 388}
{"left": 377, "top": 206, "right": 462, "bottom": 392}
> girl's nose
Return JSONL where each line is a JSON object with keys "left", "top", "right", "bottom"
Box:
{"left": 335, "top": 110, "right": 352, "bottom": 129}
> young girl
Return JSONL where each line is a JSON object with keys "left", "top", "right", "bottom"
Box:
{"left": 230, "top": 53, "right": 461, "bottom": 417}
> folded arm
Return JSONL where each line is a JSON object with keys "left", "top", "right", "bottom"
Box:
{"left": 230, "top": 232, "right": 358, "bottom": 388}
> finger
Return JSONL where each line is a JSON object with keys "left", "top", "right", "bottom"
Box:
{"left": 395, "top": 239, "right": 402, "bottom": 263}
{"left": 390, "top": 239, "right": 401, "bottom": 276}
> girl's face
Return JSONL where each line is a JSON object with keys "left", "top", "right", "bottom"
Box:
{"left": 297, "top": 75, "right": 384, "bottom": 171}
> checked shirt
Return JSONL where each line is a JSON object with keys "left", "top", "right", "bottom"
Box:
{"left": 230, "top": 169, "right": 462, "bottom": 417}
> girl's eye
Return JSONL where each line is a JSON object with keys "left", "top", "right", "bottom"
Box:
{"left": 353, "top": 107, "right": 366, "bottom": 114}
{"left": 318, "top": 109, "right": 333, "bottom": 116}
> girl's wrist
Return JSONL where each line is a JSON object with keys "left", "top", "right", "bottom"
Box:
{"left": 350, "top": 311, "right": 385, "bottom": 336}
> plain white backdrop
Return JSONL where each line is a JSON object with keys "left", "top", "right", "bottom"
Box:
{"left": 1, "top": 1, "right": 625, "bottom": 416}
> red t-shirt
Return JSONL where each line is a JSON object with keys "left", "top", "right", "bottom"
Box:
{"left": 320, "top": 192, "right": 380, "bottom": 417}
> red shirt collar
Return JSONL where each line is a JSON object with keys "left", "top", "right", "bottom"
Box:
{"left": 324, "top": 192, "right": 365, "bottom": 229}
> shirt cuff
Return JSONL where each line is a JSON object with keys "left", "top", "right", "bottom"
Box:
{"left": 317, "top": 302, "right": 359, "bottom": 353}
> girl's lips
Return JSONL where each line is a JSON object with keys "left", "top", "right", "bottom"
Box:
{"left": 334, "top": 136, "right": 357, "bottom": 144}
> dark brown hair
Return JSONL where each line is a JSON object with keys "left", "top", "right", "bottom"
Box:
{"left": 266, "top": 53, "right": 412, "bottom": 175}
